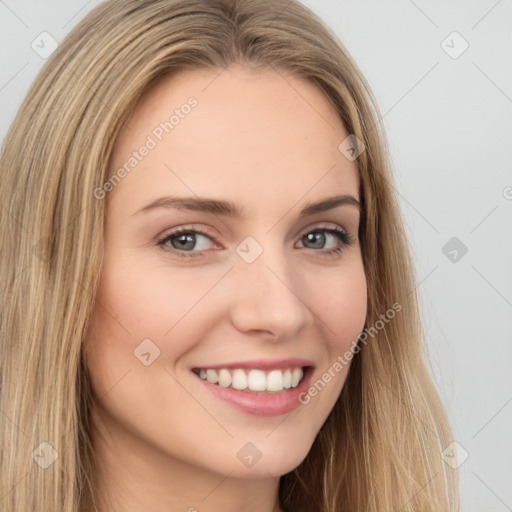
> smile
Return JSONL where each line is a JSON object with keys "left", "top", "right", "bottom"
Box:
{"left": 192, "top": 367, "right": 305, "bottom": 392}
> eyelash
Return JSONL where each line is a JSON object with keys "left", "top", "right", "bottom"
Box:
{"left": 157, "top": 224, "right": 355, "bottom": 260}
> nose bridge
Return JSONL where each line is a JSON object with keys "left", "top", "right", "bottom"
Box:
{"left": 229, "top": 234, "right": 310, "bottom": 337}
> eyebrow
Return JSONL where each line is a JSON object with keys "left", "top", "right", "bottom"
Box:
{"left": 132, "top": 194, "right": 362, "bottom": 218}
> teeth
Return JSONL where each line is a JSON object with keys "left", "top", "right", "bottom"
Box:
{"left": 283, "top": 369, "right": 292, "bottom": 389}
{"left": 195, "top": 366, "right": 305, "bottom": 392}
{"left": 267, "top": 370, "right": 283, "bottom": 391}
{"left": 232, "top": 369, "right": 248, "bottom": 390}
{"left": 248, "top": 369, "right": 266, "bottom": 391}
{"left": 218, "top": 369, "right": 231, "bottom": 388}
{"left": 291, "top": 368, "right": 303, "bottom": 387}
{"left": 206, "top": 369, "right": 218, "bottom": 384}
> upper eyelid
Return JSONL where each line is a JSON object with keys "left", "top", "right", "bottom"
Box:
{"left": 162, "top": 221, "right": 350, "bottom": 236}
{"left": 159, "top": 221, "right": 352, "bottom": 246}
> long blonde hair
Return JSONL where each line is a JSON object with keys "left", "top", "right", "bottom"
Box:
{"left": 0, "top": 0, "right": 459, "bottom": 510}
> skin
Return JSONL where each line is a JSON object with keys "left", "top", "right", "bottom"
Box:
{"left": 83, "top": 64, "right": 367, "bottom": 512}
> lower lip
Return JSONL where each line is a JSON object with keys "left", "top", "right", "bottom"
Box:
{"left": 193, "top": 367, "right": 313, "bottom": 417}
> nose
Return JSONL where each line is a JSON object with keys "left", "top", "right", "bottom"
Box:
{"left": 228, "top": 244, "right": 312, "bottom": 341}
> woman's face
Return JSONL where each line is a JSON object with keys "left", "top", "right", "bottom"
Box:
{"left": 85, "top": 64, "right": 367, "bottom": 487}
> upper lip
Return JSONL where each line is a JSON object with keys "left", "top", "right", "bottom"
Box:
{"left": 191, "top": 358, "right": 314, "bottom": 371}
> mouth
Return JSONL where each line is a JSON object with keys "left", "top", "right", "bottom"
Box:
{"left": 191, "top": 365, "right": 311, "bottom": 393}
{"left": 191, "top": 362, "right": 314, "bottom": 416}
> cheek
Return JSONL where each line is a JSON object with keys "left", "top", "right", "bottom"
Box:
{"left": 304, "top": 260, "right": 367, "bottom": 396}
{"left": 309, "top": 260, "right": 367, "bottom": 350}
{"left": 90, "top": 256, "right": 220, "bottom": 338}
{"left": 82, "top": 259, "right": 223, "bottom": 441}
{"left": 83, "top": 257, "right": 230, "bottom": 387}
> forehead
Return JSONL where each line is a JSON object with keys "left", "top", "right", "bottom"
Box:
{"left": 108, "top": 65, "right": 359, "bottom": 216}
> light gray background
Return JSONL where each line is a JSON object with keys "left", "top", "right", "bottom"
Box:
{"left": 1, "top": 1, "right": 511, "bottom": 510}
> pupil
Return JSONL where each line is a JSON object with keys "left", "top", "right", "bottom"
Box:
{"left": 306, "top": 232, "right": 325, "bottom": 249}
{"left": 175, "top": 234, "right": 195, "bottom": 250}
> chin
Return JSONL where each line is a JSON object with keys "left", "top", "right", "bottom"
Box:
{"left": 218, "top": 437, "right": 315, "bottom": 479}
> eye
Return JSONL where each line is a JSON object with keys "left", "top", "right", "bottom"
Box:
{"left": 296, "top": 224, "right": 355, "bottom": 259}
{"left": 157, "top": 223, "right": 355, "bottom": 260}
{"left": 157, "top": 226, "right": 216, "bottom": 259}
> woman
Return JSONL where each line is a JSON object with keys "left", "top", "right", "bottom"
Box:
{"left": 0, "top": 0, "right": 460, "bottom": 510}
